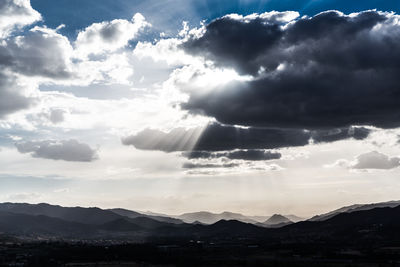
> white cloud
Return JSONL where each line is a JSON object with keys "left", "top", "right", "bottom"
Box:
{"left": 75, "top": 13, "right": 149, "bottom": 58}
{"left": 74, "top": 52, "right": 134, "bottom": 85}
{"left": 0, "top": 0, "right": 41, "bottom": 38}
{"left": 0, "top": 16, "right": 150, "bottom": 86}
{"left": 225, "top": 10, "right": 299, "bottom": 24}
{"left": 134, "top": 38, "right": 195, "bottom": 66}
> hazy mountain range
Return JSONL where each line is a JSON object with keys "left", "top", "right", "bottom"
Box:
{"left": 177, "top": 211, "right": 260, "bottom": 224}
{"left": 0, "top": 200, "right": 398, "bottom": 242}
{"left": 148, "top": 210, "right": 304, "bottom": 225}
{"left": 0, "top": 203, "right": 298, "bottom": 227}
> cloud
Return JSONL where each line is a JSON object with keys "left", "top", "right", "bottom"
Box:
{"left": 310, "top": 127, "right": 370, "bottom": 143}
{"left": 75, "top": 13, "right": 149, "bottom": 58}
{"left": 36, "top": 108, "right": 66, "bottom": 124}
{"left": 15, "top": 139, "right": 98, "bottom": 162}
{"left": 182, "top": 162, "right": 239, "bottom": 169}
{"left": 182, "top": 10, "right": 400, "bottom": 129}
{"left": 0, "top": 11, "right": 148, "bottom": 123}
{"left": 0, "top": 0, "right": 41, "bottom": 38}
{"left": 183, "top": 11, "right": 299, "bottom": 75}
{"left": 48, "top": 109, "right": 65, "bottom": 124}
{"left": 0, "top": 26, "right": 73, "bottom": 79}
{"left": 181, "top": 149, "right": 282, "bottom": 173}
{"left": 122, "top": 123, "right": 370, "bottom": 153}
{"left": 184, "top": 150, "right": 282, "bottom": 161}
{"left": 184, "top": 161, "right": 284, "bottom": 174}
{"left": 352, "top": 151, "right": 400, "bottom": 170}
{"left": 0, "top": 71, "right": 35, "bottom": 118}
{"left": 329, "top": 151, "right": 400, "bottom": 170}
{"left": 0, "top": 13, "right": 151, "bottom": 86}
{"left": 0, "top": 23, "right": 73, "bottom": 119}
{"left": 122, "top": 123, "right": 310, "bottom": 152}
{"left": 134, "top": 37, "right": 195, "bottom": 66}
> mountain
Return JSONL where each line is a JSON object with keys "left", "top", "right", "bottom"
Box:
{"left": 0, "top": 203, "right": 305, "bottom": 229}
{"left": 0, "top": 211, "right": 95, "bottom": 238}
{"left": 1, "top": 202, "right": 400, "bottom": 246}
{"left": 100, "top": 218, "right": 144, "bottom": 232}
{"left": 139, "top": 210, "right": 171, "bottom": 217}
{"left": 3, "top": 205, "right": 400, "bottom": 266}
{"left": 107, "top": 208, "right": 142, "bottom": 218}
{"left": 0, "top": 202, "right": 122, "bottom": 225}
{"left": 177, "top": 211, "right": 258, "bottom": 224}
{"left": 109, "top": 208, "right": 184, "bottom": 224}
{"left": 126, "top": 216, "right": 179, "bottom": 229}
{"left": 192, "top": 220, "right": 206, "bottom": 225}
{"left": 246, "top": 215, "right": 270, "bottom": 222}
{"left": 263, "top": 214, "right": 292, "bottom": 226}
{"left": 0, "top": 205, "right": 182, "bottom": 239}
{"left": 0, "top": 203, "right": 184, "bottom": 236}
{"left": 177, "top": 211, "right": 303, "bottom": 225}
{"left": 246, "top": 214, "right": 305, "bottom": 224}
{"left": 0, "top": 203, "right": 184, "bottom": 227}
{"left": 0, "top": 208, "right": 264, "bottom": 240}
{"left": 309, "top": 200, "right": 400, "bottom": 221}
{"left": 0, "top": 210, "right": 175, "bottom": 240}
{"left": 275, "top": 205, "right": 400, "bottom": 244}
{"left": 284, "top": 214, "right": 306, "bottom": 222}
{"left": 189, "top": 220, "right": 265, "bottom": 238}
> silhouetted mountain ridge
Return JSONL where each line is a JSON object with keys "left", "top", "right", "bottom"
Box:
{"left": 109, "top": 208, "right": 184, "bottom": 224}
{"left": 0, "top": 203, "right": 121, "bottom": 225}
{"left": 309, "top": 200, "right": 400, "bottom": 221}
{"left": 0, "top": 201, "right": 399, "bottom": 244}
{"left": 275, "top": 205, "right": 400, "bottom": 244}
{"left": 0, "top": 211, "right": 95, "bottom": 237}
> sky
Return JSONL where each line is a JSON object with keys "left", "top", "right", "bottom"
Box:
{"left": 1, "top": 0, "right": 400, "bottom": 217}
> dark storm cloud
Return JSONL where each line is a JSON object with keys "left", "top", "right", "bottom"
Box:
{"left": 182, "top": 10, "right": 400, "bottom": 129}
{"left": 15, "top": 139, "right": 98, "bottom": 162}
{"left": 122, "top": 123, "right": 310, "bottom": 152}
{"left": 122, "top": 123, "right": 370, "bottom": 154}
{"left": 311, "top": 127, "right": 370, "bottom": 143}
{"left": 183, "top": 13, "right": 286, "bottom": 75}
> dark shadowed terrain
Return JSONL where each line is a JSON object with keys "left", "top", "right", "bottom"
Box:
{"left": 1, "top": 202, "right": 400, "bottom": 266}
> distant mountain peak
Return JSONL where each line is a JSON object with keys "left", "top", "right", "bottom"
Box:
{"left": 264, "top": 214, "right": 292, "bottom": 225}
{"left": 178, "top": 211, "right": 258, "bottom": 224}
